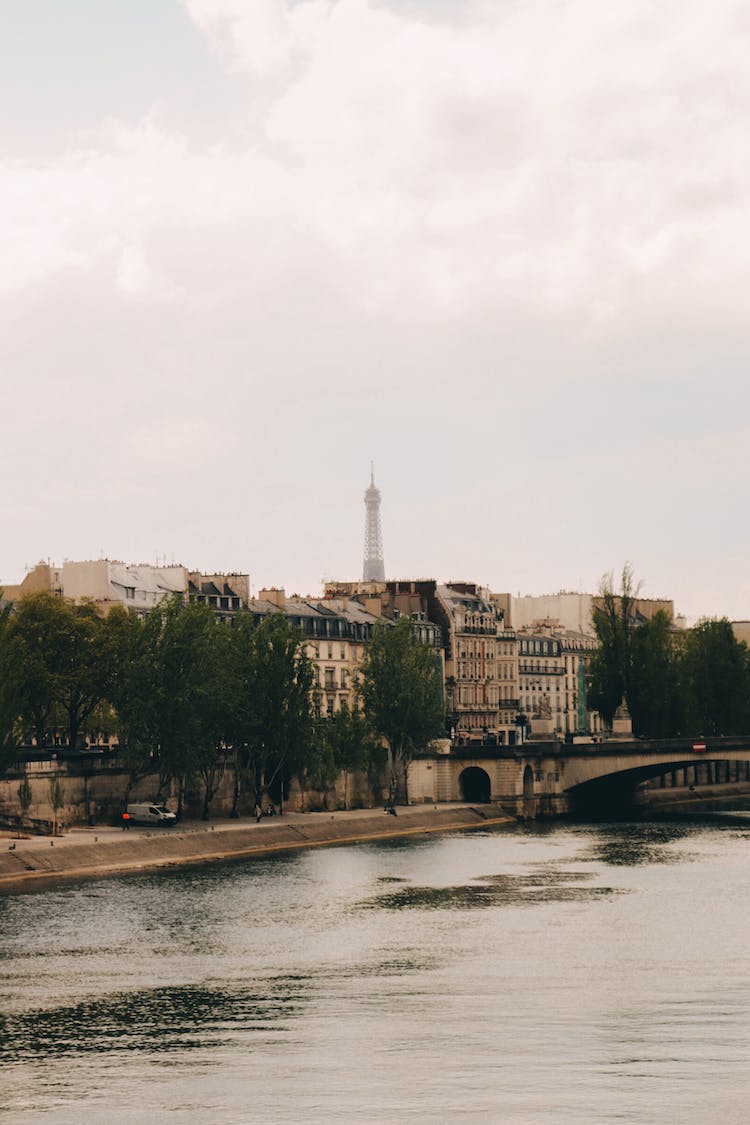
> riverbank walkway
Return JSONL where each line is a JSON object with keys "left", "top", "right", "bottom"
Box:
{"left": 0, "top": 803, "right": 515, "bottom": 893}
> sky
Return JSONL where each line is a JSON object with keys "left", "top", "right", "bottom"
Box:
{"left": 1, "top": 0, "right": 749, "bottom": 622}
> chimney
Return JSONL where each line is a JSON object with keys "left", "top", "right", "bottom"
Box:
{"left": 260, "top": 587, "right": 286, "bottom": 609}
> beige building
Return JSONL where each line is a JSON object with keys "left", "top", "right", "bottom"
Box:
{"left": 251, "top": 589, "right": 382, "bottom": 715}
{"left": 731, "top": 622, "right": 750, "bottom": 647}
{"left": 188, "top": 572, "right": 250, "bottom": 622}
{"left": 517, "top": 624, "right": 602, "bottom": 739}
{"left": 498, "top": 590, "right": 675, "bottom": 637}
{"left": 2, "top": 559, "right": 250, "bottom": 620}
{"left": 437, "top": 583, "right": 519, "bottom": 746}
{"left": 1, "top": 561, "right": 63, "bottom": 602}
{"left": 3, "top": 558, "right": 186, "bottom": 613}
{"left": 63, "top": 559, "right": 188, "bottom": 613}
{"left": 326, "top": 578, "right": 520, "bottom": 744}
{"left": 322, "top": 579, "right": 447, "bottom": 723}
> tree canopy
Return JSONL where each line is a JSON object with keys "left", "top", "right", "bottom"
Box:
{"left": 588, "top": 565, "right": 640, "bottom": 726}
{"left": 589, "top": 566, "right": 750, "bottom": 739}
{"left": 360, "top": 616, "right": 444, "bottom": 803}
{"left": 231, "top": 611, "right": 316, "bottom": 810}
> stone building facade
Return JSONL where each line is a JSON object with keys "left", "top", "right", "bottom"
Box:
{"left": 517, "top": 624, "right": 602, "bottom": 739}
{"left": 2, "top": 558, "right": 250, "bottom": 621}
{"left": 249, "top": 589, "right": 383, "bottom": 715}
{"left": 437, "top": 583, "right": 520, "bottom": 746}
{"left": 495, "top": 590, "right": 675, "bottom": 637}
{"left": 321, "top": 579, "right": 445, "bottom": 712}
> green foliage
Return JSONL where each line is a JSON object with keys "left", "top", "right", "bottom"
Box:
{"left": 682, "top": 618, "right": 750, "bottom": 736}
{"left": 18, "top": 776, "right": 32, "bottom": 818}
{"left": 4, "top": 594, "right": 58, "bottom": 749}
{"left": 628, "top": 611, "right": 684, "bottom": 738}
{"left": 231, "top": 612, "right": 316, "bottom": 809}
{"left": 5, "top": 593, "right": 115, "bottom": 751}
{"left": 136, "top": 598, "right": 233, "bottom": 816}
{"left": 319, "top": 702, "right": 381, "bottom": 808}
{"left": 107, "top": 606, "right": 162, "bottom": 788}
{"left": 300, "top": 718, "right": 337, "bottom": 809}
{"left": 360, "top": 616, "right": 444, "bottom": 803}
{"left": 0, "top": 603, "right": 22, "bottom": 771}
{"left": 588, "top": 565, "right": 640, "bottom": 725}
{"left": 48, "top": 776, "right": 65, "bottom": 835}
{"left": 589, "top": 566, "right": 750, "bottom": 739}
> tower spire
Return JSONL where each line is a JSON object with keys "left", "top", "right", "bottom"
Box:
{"left": 363, "top": 465, "right": 385, "bottom": 582}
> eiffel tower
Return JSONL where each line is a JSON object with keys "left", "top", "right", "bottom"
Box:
{"left": 362, "top": 464, "right": 385, "bottom": 582}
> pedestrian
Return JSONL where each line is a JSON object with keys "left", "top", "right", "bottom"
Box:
{"left": 121, "top": 811, "right": 131, "bottom": 831}
{"left": 255, "top": 802, "right": 262, "bottom": 824}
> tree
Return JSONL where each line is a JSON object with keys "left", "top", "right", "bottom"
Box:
{"left": 588, "top": 564, "right": 641, "bottom": 726}
{"left": 5, "top": 594, "right": 58, "bottom": 750}
{"left": 55, "top": 600, "right": 118, "bottom": 752}
{"left": 323, "top": 702, "right": 379, "bottom": 809}
{"left": 682, "top": 618, "right": 750, "bottom": 736}
{"left": 360, "top": 616, "right": 444, "bottom": 804}
{"left": 7, "top": 593, "right": 114, "bottom": 751}
{"left": 193, "top": 621, "right": 234, "bottom": 819}
{"left": 140, "top": 598, "right": 232, "bottom": 818}
{"left": 49, "top": 776, "right": 65, "bottom": 836}
{"left": 232, "top": 612, "right": 316, "bottom": 812}
{"left": 299, "top": 716, "right": 337, "bottom": 811}
{"left": 0, "top": 602, "right": 22, "bottom": 773}
{"left": 628, "top": 610, "right": 684, "bottom": 738}
{"left": 106, "top": 607, "right": 161, "bottom": 799}
{"left": 17, "top": 776, "right": 32, "bottom": 834}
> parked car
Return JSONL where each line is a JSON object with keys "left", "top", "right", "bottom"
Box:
{"left": 126, "top": 803, "right": 177, "bottom": 827}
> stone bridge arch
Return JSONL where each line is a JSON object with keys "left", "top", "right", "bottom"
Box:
{"left": 459, "top": 766, "right": 491, "bottom": 803}
{"left": 562, "top": 755, "right": 750, "bottom": 816}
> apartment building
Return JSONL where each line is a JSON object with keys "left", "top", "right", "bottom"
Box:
{"left": 188, "top": 572, "right": 250, "bottom": 623}
{"left": 436, "top": 582, "right": 519, "bottom": 746}
{"left": 498, "top": 590, "right": 675, "bottom": 637}
{"left": 250, "top": 589, "right": 382, "bottom": 715}
{"left": 517, "top": 624, "right": 602, "bottom": 738}
{"left": 3, "top": 559, "right": 251, "bottom": 621}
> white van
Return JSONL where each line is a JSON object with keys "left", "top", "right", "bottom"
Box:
{"left": 126, "top": 803, "right": 177, "bottom": 827}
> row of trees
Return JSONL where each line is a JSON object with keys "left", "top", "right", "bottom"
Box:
{"left": 0, "top": 593, "right": 445, "bottom": 814}
{"left": 588, "top": 566, "right": 750, "bottom": 739}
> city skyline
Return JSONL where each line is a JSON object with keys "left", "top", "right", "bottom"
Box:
{"left": 2, "top": 1, "right": 749, "bottom": 623}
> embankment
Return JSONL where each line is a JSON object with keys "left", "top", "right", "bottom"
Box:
{"left": 638, "top": 781, "right": 750, "bottom": 812}
{"left": 0, "top": 804, "right": 515, "bottom": 894}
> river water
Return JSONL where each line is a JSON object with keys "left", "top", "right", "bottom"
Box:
{"left": 2, "top": 815, "right": 750, "bottom": 1123}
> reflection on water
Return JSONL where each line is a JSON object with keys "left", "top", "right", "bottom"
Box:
{"left": 3, "top": 818, "right": 750, "bottom": 1124}
{"left": 0, "top": 979, "right": 310, "bottom": 1062}
{"left": 578, "top": 821, "right": 698, "bottom": 866}
{"left": 368, "top": 868, "right": 619, "bottom": 910}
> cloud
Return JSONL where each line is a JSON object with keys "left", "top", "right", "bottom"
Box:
{"left": 183, "top": 0, "right": 334, "bottom": 79}
{"left": 0, "top": 0, "right": 746, "bottom": 349}
{"left": 2, "top": 1, "right": 750, "bottom": 616}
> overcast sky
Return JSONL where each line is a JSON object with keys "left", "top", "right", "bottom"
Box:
{"left": 1, "top": 0, "right": 749, "bottom": 621}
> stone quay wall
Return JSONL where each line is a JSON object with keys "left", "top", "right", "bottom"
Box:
{"left": 0, "top": 754, "right": 385, "bottom": 834}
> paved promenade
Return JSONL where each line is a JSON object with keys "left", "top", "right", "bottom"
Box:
{"left": 0, "top": 803, "right": 514, "bottom": 893}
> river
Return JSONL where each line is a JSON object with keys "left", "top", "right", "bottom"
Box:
{"left": 2, "top": 814, "right": 750, "bottom": 1123}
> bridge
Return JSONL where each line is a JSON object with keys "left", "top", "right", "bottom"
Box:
{"left": 408, "top": 736, "right": 750, "bottom": 817}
